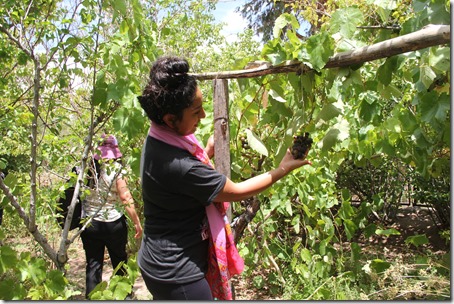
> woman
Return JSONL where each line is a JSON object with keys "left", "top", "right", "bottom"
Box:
{"left": 81, "top": 134, "right": 143, "bottom": 299}
{"left": 137, "top": 56, "right": 311, "bottom": 300}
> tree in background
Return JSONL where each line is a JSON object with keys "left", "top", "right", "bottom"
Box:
{"left": 237, "top": 0, "right": 421, "bottom": 41}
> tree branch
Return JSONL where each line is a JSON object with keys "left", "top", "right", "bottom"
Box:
{"left": 190, "top": 24, "right": 450, "bottom": 80}
{"left": 232, "top": 196, "right": 262, "bottom": 244}
{"left": 0, "top": 175, "right": 58, "bottom": 264}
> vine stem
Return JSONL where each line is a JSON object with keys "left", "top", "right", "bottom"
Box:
{"left": 305, "top": 272, "right": 348, "bottom": 300}
{"left": 263, "top": 239, "right": 286, "bottom": 285}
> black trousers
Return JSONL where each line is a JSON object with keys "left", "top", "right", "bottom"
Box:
{"left": 140, "top": 275, "right": 213, "bottom": 300}
{"left": 81, "top": 216, "right": 128, "bottom": 298}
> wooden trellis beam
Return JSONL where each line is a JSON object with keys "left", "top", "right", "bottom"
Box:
{"left": 191, "top": 24, "right": 450, "bottom": 80}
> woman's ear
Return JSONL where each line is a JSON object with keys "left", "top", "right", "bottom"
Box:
{"left": 163, "top": 113, "right": 177, "bottom": 129}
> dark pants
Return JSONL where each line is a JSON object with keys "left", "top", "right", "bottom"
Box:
{"left": 140, "top": 275, "right": 213, "bottom": 300}
{"left": 81, "top": 216, "right": 128, "bottom": 298}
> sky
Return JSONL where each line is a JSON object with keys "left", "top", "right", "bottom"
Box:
{"left": 212, "top": 0, "right": 310, "bottom": 43}
{"left": 212, "top": 0, "right": 249, "bottom": 42}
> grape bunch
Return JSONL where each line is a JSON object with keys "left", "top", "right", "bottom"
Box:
{"left": 291, "top": 132, "right": 313, "bottom": 159}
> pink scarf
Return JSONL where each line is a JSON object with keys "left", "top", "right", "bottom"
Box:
{"left": 148, "top": 124, "right": 244, "bottom": 300}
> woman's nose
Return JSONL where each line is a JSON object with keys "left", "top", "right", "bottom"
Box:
{"left": 200, "top": 108, "right": 206, "bottom": 118}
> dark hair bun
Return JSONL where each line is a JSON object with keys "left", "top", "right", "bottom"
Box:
{"left": 139, "top": 56, "right": 197, "bottom": 125}
{"left": 151, "top": 56, "right": 189, "bottom": 89}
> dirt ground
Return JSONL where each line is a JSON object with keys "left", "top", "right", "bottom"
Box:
{"left": 65, "top": 237, "right": 151, "bottom": 300}
{"left": 66, "top": 237, "right": 262, "bottom": 300}
{"left": 63, "top": 205, "right": 448, "bottom": 300}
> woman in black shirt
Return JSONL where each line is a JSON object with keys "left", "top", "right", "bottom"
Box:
{"left": 137, "top": 56, "right": 311, "bottom": 300}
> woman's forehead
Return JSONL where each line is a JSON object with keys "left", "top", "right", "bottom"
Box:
{"left": 191, "top": 87, "right": 203, "bottom": 107}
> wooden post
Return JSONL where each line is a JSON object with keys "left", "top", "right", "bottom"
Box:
{"left": 213, "top": 79, "right": 236, "bottom": 299}
{"left": 213, "top": 79, "right": 231, "bottom": 220}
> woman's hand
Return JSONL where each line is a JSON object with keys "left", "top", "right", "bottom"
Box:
{"left": 204, "top": 135, "right": 215, "bottom": 159}
{"left": 134, "top": 222, "right": 143, "bottom": 239}
{"left": 278, "top": 148, "right": 312, "bottom": 175}
{"left": 214, "top": 146, "right": 312, "bottom": 203}
{"left": 117, "top": 178, "right": 143, "bottom": 239}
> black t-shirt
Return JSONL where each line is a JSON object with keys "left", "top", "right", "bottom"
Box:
{"left": 138, "top": 136, "right": 227, "bottom": 284}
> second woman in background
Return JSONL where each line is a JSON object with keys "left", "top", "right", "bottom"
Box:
{"left": 81, "top": 134, "right": 143, "bottom": 299}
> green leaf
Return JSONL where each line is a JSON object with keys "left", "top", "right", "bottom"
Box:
{"left": 429, "top": 47, "right": 450, "bottom": 72}
{"left": 341, "top": 188, "right": 350, "bottom": 202}
{"left": 269, "top": 89, "right": 286, "bottom": 103}
{"left": 419, "top": 66, "right": 437, "bottom": 89}
{"left": 420, "top": 92, "right": 450, "bottom": 124}
{"left": 93, "top": 82, "right": 108, "bottom": 106}
{"left": 412, "top": 128, "right": 431, "bottom": 151}
{"left": 425, "top": 0, "right": 451, "bottom": 24}
{"left": 373, "top": 0, "right": 398, "bottom": 10}
{"left": 320, "top": 128, "right": 340, "bottom": 151}
{"left": 343, "top": 219, "right": 357, "bottom": 240}
{"left": 19, "top": 257, "right": 47, "bottom": 285}
{"left": 291, "top": 215, "right": 300, "bottom": 234}
{"left": 0, "top": 158, "right": 6, "bottom": 169}
{"left": 119, "top": 20, "right": 129, "bottom": 35}
{"left": 113, "top": 107, "right": 129, "bottom": 131}
{"left": 338, "top": 201, "right": 355, "bottom": 220}
{"left": 107, "top": 83, "right": 121, "bottom": 102}
{"left": 18, "top": 52, "right": 29, "bottom": 65}
{"left": 370, "top": 259, "right": 391, "bottom": 273}
{"left": 358, "top": 91, "right": 380, "bottom": 122}
{"left": 300, "top": 248, "right": 311, "bottom": 263}
{"left": 350, "top": 242, "right": 360, "bottom": 263}
{"left": 273, "top": 13, "right": 299, "bottom": 39}
{"left": 319, "top": 121, "right": 349, "bottom": 151}
{"left": 363, "top": 223, "right": 377, "bottom": 238}
{"left": 384, "top": 117, "right": 401, "bottom": 134}
{"left": 306, "top": 32, "right": 334, "bottom": 71}
{"left": 373, "top": 0, "right": 398, "bottom": 22}
{"left": 404, "top": 234, "right": 429, "bottom": 247}
{"left": 45, "top": 270, "right": 68, "bottom": 294}
{"left": 245, "top": 129, "right": 269, "bottom": 156}
{"left": 375, "top": 228, "right": 400, "bottom": 236}
{"left": 315, "top": 103, "right": 342, "bottom": 124}
{"left": 109, "top": 277, "right": 131, "bottom": 299}
{"left": 262, "top": 41, "right": 287, "bottom": 65}
{"left": 330, "top": 7, "right": 364, "bottom": 38}
{"left": 0, "top": 278, "right": 27, "bottom": 300}
{"left": 285, "top": 199, "right": 293, "bottom": 216}
{"left": 327, "top": 80, "right": 342, "bottom": 102}
{"left": 252, "top": 275, "right": 265, "bottom": 289}
{"left": 0, "top": 246, "right": 18, "bottom": 275}
{"left": 114, "top": 0, "right": 127, "bottom": 15}
{"left": 377, "top": 56, "right": 398, "bottom": 86}
{"left": 89, "top": 281, "right": 108, "bottom": 299}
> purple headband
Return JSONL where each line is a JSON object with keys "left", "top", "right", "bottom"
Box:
{"left": 94, "top": 135, "right": 123, "bottom": 160}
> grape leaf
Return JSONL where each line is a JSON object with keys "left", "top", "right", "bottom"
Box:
{"left": 306, "top": 32, "right": 334, "bottom": 71}
{"left": 245, "top": 129, "right": 269, "bottom": 156}
{"left": 377, "top": 56, "right": 398, "bottom": 86}
{"left": 330, "top": 7, "right": 364, "bottom": 38}
{"left": 405, "top": 234, "right": 429, "bottom": 247}
{"left": 315, "top": 103, "right": 342, "bottom": 124}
